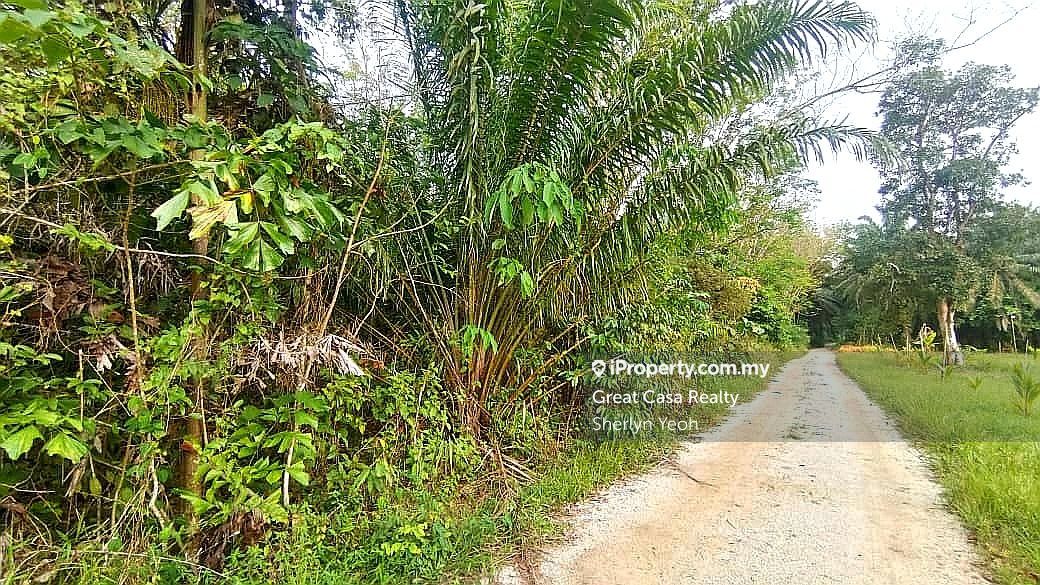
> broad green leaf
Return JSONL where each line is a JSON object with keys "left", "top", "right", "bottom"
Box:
{"left": 535, "top": 201, "right": 548, "bottom": 223}
{"left": 241, "top": 238, "right": 284, "bottom": 272}
{"left": 223, "top": 222, "right": 259, "bottom": 256}
{"left": 30, "top": 409, "right": 60, "bottom": 426}
{"left": 519, "top": 196, "right": 535, "bottom": 226}
{"left": 324, "top": 141, "right": 343, "bottom": 161}
{"left": 179, "top": 493, "right": 215, "bottom": 515}
{"left": 186, "top": 177, "right": 221, "bottom": 206}
{"left": 1, "top": 426, "right": 42, "bottom": 460}
{"left": 287, "top": 94, "right": 309, "bottom": 113}
{"left": 22, "top": 8, "right": 53, "bottom": 28}
{"left": 215, "top": 162, "right": 240, "bottom": 191}
{"left": 265, "top": 468, "right": 282, "bottom": 485}
{"left": 64, "top": 19, "right": 95, "bottom": 38}
{"left": 54, "top": 120, "right": 83, "bottom": 144}
{"left": 121, "top": 134, "right": 158, "bottom": 159}
{"left": 499, "top": 191, "right": 514, "bottom": 229}
{"left": 287, "top": 463, "right": 310, "bottom": 486}
{"left": 151, "top": 190, "right": 189, "bottom": 231}
{"left": 542, "top": 183, "right": 556, "bottom": 207}
{"left": 43, "top": 432, "right": 88, "bottom": 461}
{"left": 542, "top": 181, "right": 555, "bottom": 205}
{"left": 548, "top": 201, "right": 565, "bottom": 225}
{"left": 263, "top": 495, "right": 289, "bottom": 524}
{"left": 519, "top": 271, "right": 535, "bottom": 298}
{"left": 257, "top": 93, "right": 275, "bottom": 107}
{"left": 279, "top": 216, "right": 311, "bottom": 241}
{"left": 293, "top": 411, "right": 318, "bottom": 428}
{"left": 261, "top": 222, "right": 294, "bottom": 255}
{"left": 522, "top": 172, "right": 534, "bottom": 193}
{"left": 241, "top": 239, "right": 262, "bottom": 271}
{"left": 252, "top": 173, "right": 276, "bottom": 194}
{"left": 258, "top": 239, "right": 284, "bottom": 271}
{"left": 283, "top": 187, "right": 303, "bottom": 213}
{"left": 0, "top": 17, "right": 34, "bottom": 43}
{"left": 183, "top": 126, "right": 207, "bottom": 149}
{"left": 309, "top": 197, "right": 343, "bottom": 227}
{"left": 10, "top": 0, "right": 48, "bottom": 10}
{"left": 51, "top": 224, "right": 115, "bottom": 252}
{"left": 13, "top": 152, "right": 35, "bottom": 167}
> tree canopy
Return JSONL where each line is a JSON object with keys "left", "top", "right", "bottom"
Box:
{"left": 1, "top": 0, "right": 884, "bottom": 581}
{"left": 819, "top": 39, "right": 1040, "bottom": 358}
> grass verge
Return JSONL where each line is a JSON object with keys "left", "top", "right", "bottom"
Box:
{"left": 837, "top": 351, "right": 1040, "bottom": 585}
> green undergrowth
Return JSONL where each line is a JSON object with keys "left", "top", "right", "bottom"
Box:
{"left": 13, "top": 351, "right": 802, "bottom": 585}
{"left": 837, "top": 351, "right": 1040, "bottom": 585}
{"left": 220, "top": 350, "right": 805, "bottom": 585}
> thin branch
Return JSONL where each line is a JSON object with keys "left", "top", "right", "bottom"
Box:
{"left": 791, "top": 5, "right": 1029, "bottom": 114}
{"left": 0, "top": 207, "right": 314, "bottom": 280}
{"left": 6, "top": 161, "right": 185, "bottom": 197}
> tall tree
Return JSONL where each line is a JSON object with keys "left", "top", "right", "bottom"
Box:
{"left": 876, "top": 38, "right": 1038, "bottom": 364}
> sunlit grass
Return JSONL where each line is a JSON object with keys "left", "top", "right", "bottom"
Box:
{"left": 838, "top": 351, "right": 1040, "bottom": 585}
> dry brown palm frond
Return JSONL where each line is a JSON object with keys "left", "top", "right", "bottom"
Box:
{"left": 81, "top": 334, "right": 129, "bottom": 374}
{"left": 241, "top": 330, "right": 370, "bottom": 386}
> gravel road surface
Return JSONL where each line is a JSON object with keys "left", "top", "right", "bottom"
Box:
{"left": 497, "top": 349, "right": 989, "bottom": 585}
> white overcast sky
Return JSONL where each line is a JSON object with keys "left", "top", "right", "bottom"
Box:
{"left": 804, "top": 0, "right": 1040, "bottom": 227}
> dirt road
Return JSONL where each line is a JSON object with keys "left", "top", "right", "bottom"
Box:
{"left": 498, "top": 349, "right": 989, "bottom": 585}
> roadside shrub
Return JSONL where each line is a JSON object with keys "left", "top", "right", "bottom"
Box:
{"left": 1009, "top": 363, "right": 1040, "bottom": 416}
{"left": 966, "top": 375, "right": 984, "bottom": 391}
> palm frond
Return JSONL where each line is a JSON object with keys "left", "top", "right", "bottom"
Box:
{"left": 1008, "top": 274, "right": 1040, "bottom": 308}
{"left": 412, "top": 0, "right": 505, "bottom": 207}
{"left": 542, "top": 116, "right": 882, "bottom": 321}
{"left": 570, "top": 0, "right": 876, "bottom": 189}
{"left": 501, "top": 0, "right": 637, "bottom": 166}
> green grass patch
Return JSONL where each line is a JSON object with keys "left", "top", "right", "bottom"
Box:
{"left": 837, "top": 351, "right": 1040, "bottom": 585}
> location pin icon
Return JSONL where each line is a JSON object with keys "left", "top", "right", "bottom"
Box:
{"left": 591, "top": 360, "right": 607, "bottom": 378}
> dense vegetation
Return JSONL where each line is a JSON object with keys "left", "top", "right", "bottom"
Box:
{"left": 1, "top": 0, "right": 881, "bottom": 582}
{"left": 812, "top": 38, "right": 1040, "bottom": 360}
{"left": 838, "top": 351, "right": 1040, "bottom": 585}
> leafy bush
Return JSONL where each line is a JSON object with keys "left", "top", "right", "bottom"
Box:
{"left": 1010, "top": 363, "right": 1040, "bottom": 416}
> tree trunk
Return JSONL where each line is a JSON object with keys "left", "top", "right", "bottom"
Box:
{"left": 172, "top": 0, "right": 209, "bottom": 527}
{"left": 937, "top": 297, "right": 964, "bottom": 366}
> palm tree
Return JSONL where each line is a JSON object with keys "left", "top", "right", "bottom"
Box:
{"left": 832, "top": 204, "right": 1040, "bottom": 356}
{"left": 368, "top": 0, "right": 882, "bottom": 434}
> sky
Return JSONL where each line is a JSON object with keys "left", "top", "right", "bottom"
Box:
{"left": 804, "top": 0, "right": 1040, "bottom": 227}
